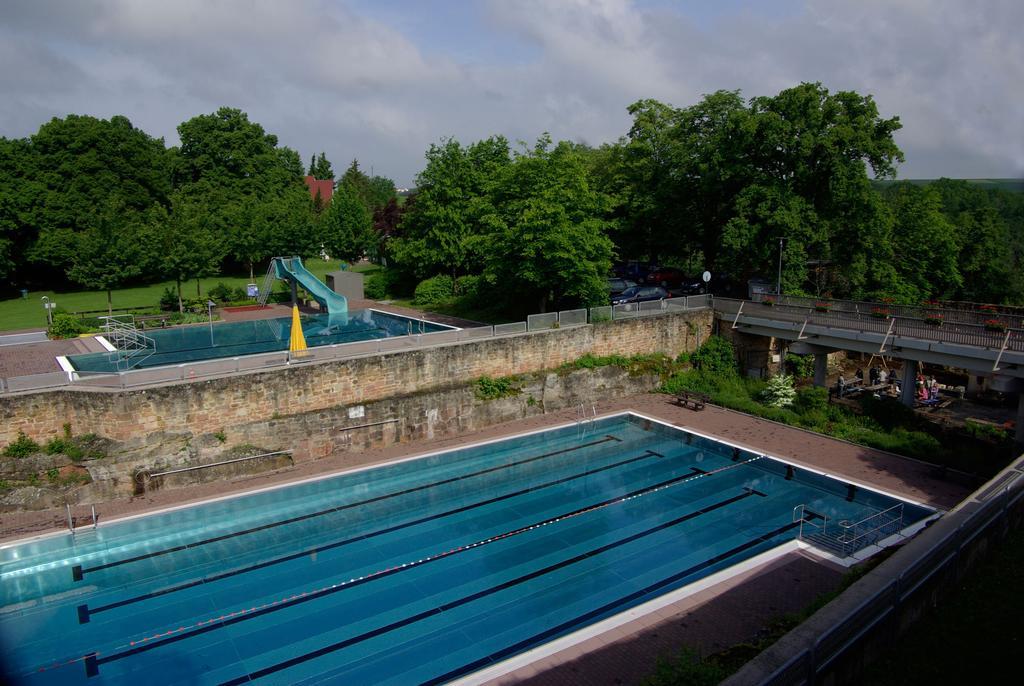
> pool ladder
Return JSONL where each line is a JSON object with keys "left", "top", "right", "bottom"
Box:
{"left": 576, "top": 403, "right": 597, "bottom": 436}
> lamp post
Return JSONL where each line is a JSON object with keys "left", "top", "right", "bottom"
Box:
{"left": 41, "top": 296, "right": 53, "bottom": 327}
{"left": 774, "top": 236, "right": 787, "bottom": 295}
{"left": 207, "top": 300, "right": 216, "bottom": 346}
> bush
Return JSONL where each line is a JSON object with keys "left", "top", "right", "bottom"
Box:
{"left": 455, "top": 275, "right": 481, "bottom": 300}
{"left": 785, "top": 353, "right": 815, "bottom": 379}
{"left": 687, "top": 336, "right": 738, "bottom": 376}
{"left": 47, "top": 313, "right": 86, "bottom": 339}
{"left": 159, "top": 287, "right": 179, "bottom": 312}
{"left": 3, "top": 431, "right": 40, "bottom": 458}
{"left": 207, "top": 282, "right": 233, "bottom": 302}
{"left": 859, "top": 395, "right": 917, "bottom": 431}
{"left": 364, "top": 272, "right": 388, "bottom": 299}
{"left": 760, "top": 374, "right": 796, "bottom": 408}
{"left": 413, "top": 275, "right": 455, "bottom": 306}
{"left": 794, "top": 386, "right": 828, "bottom": 413}
{"left": 474, "top": 375, "right": 521, "bottom": 400}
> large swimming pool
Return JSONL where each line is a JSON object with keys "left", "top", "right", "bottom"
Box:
{"left": 66, "top": 309, "right": 454, "bottom": 372}
{"left": 0, "top": 414, "right": 932, "bottom": 685}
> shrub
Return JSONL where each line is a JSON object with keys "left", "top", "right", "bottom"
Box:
{"left": 687, "top": 336, "right": 738, "bottom": 376}
{"left": 793, "top": 386, "right": 828, "bottom": 413}
{"left": 159, "top": 286, "right": 179, "bottom": 311}
{"left": 413, "top": 275, "right": 455, "bottom": 306}
{"left": 760, "top": 374, "right": 796, "bottom": 408}
{"left": 859, "top": 395, "right": 917, "bottom": 431}
{"left": 785, "top": 353, "right": 815, "bottom": 379}
{"left": 3, "top": 431, "right": 40, "bottom": 458}
{"left": 474, "top": 375, "right": 521, "bottom": 400}
{"left": 644, "top": 646, "right": 731, "bottom": 686}
{"left": 455, "top": 275, "right": 481, "bottom": 300}
{"left": 47, "top": 313, "right": 86, "bottom": 339}
{"left": 207, "top": 282, "right": 233, "bottom": 303}
{"left": 364, "top": 272, "right": 388, "bottom": 299}
{"left": 44, "top": 423, "right": 85, "bottom": 460}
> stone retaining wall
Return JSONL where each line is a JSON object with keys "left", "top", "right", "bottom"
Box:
{"left": 0, "top": 310, "right": 710, "bottom": 454}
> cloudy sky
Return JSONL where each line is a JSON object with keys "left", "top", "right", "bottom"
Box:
{"left": 1, "top": 0, "right": 1020, "bottom": 185}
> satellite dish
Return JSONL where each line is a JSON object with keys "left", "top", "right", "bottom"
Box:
{"left": 702, "top": 271, "right": 711, "bottom": 283}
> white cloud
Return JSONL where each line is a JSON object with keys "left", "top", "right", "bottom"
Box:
{"left": 0, "top": 0, "right": 1019, "bottom": 183}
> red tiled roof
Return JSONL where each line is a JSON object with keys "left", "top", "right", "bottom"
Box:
{"left": 303, "top": 175, "right": 334, "bottom": 203}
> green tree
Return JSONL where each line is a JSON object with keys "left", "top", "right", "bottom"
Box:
{"left": 0, "top": 137, "right": 43, "bottom": 289}
{"left": 395, "top": 137, "right": 510, "bottom": 282}
{"left": 483, "top": 136, "right": 614, "bottom": 312}
{"left": 319, "top": 182, "right": 373, "bottom": 262}
{"left": 174, "top": 108, "right": 309, "bottom": 276}
{"left": 16, "top": 115, "right": 170, "bottom": 280}
{"left": 67, "top": 201, "right": 148, "bottom": 313}
{"left": 308, "top": 152, "right": 334, "bottom": 180}
{"left": 159, "top": 194, "right": 226, "bottom": 311}
{"left": 616, "top": 84, "right": 904, "bottom": 297}
{"left": 885, "top": 184, "right": 961, "bottom": 302}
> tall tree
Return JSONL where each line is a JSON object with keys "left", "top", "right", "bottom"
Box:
{"left": 320, "top": 182, "right": 374, "bottom": 262}
{"left": 309, "top": 152, "right": 334, "bottom": 180}
{"left": 174, "top": 108, "right": 309, "bottom": 275}
{"left": 395, "top": 137, "right": 510, "bottom": 281}
{"left": 616, "top": 84, "right": 904, "bottom": 297}
{"left": 483, "top": 136, "right": 614, "bottom": 312}
{"left": 159, "top": 194, "right": 226, "bottom": 311}
{"left": 67, "top": 201, "right": 149, "bottom": 313}
{"left": 19, "top": 115, "right": 171, "bottom": 278}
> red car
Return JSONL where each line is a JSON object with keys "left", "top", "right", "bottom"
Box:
{"left": 644, "top": 267, "right": 687, "bottom": 289}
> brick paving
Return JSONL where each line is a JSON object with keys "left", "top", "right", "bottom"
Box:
{"left": 0, "top": 394, "right": 974, "bottom": 684}
{"left": 0, "top": 336, "right": 105, "bottom": 377}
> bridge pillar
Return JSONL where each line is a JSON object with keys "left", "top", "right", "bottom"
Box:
{"left": 1017, "top": 394, "right": 1024, "bottom": 447}
{"left": 900, "top": 360, "right": 918, "bottom": 407}
{"left": 813, "top": 354, "right": 828, "bottom": 387}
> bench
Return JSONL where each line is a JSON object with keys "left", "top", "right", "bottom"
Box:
{"left": 675, "top": 390, "right": 710, "bottom": 411}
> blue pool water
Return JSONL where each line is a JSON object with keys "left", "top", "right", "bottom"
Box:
{"left": 0, "top": 414, "right": 931, "bottom": 685}
{"left": 66, "top": 309, "right": 453, "bottom": 372}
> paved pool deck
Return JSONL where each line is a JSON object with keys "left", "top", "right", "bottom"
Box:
{"left": 0, "top": 394, "right": 974, "bottom": 685}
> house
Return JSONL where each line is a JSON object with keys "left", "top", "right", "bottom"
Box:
{"left": 303, "top": 175, "right": 334, "bottom": 205}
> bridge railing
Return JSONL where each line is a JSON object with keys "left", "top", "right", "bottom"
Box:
{"left": 719, "top": 297, "right": 1024, "bottom": 353}
{"left": 754, "top": 292, "right": 1024, "bottom": 330}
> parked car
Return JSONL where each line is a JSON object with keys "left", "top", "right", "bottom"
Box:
{"left": 611, "top": 285, "right": 669, "bottom": 306}
{"left": 675, "top": 274, "right": 709, "bottom": 295}
{"left": 612, "top": 260, "right": 658, "bottom": 282}
{"left": 606, "top": 277, "right": 637, "bottom": 296}
{"left": 645, "top": 267, "right": 688, "bottom": 289}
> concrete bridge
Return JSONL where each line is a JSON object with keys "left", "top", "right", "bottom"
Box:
{"left": 712, "top": 295, "right": 1024, "bottom": 440}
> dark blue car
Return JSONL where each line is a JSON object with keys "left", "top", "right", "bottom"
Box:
{"left": 611, "top": 285, "right": 669, "bottom": 305}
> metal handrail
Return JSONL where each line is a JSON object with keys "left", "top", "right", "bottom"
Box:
{"left": 137, "top": 449, "right": 293, "bottom": 482}
{"left": 836, "top": 503, "right": 905, "bottom": 548}
{"left": 722, "top": 296, "right": 1024, "bottom": 353}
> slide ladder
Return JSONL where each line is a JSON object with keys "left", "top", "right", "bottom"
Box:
{"left": 271, "top": 256, "right": 349, "bottom": 328}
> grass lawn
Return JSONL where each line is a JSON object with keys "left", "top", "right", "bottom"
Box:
{"left": 0, "top": 259, "right": 375, "bottom": 332}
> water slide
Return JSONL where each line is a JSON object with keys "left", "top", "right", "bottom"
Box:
{"left": 272, "top": 256, "right": 349, "bottom": 328}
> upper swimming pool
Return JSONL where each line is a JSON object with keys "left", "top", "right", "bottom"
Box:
{"left": 0, "top": 413, "right": 933, "bottom": 685}
{"left": 65, "top": 309, "right": 455, "bottom": 372}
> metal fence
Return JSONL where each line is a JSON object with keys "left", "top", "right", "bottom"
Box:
{"left": 723, "top": 455, "right": 1024, "bottom": 686}
{"left": 1, "top": 297, "right": 710, "bottom": 394}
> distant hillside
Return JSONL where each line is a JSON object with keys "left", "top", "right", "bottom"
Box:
{"left": 873, "top": 178, "right": 1024, "bottom": 192}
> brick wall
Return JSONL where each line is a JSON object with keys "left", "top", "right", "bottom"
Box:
{"left": 0, "top": 310, "right": 711, "bottom": 449}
